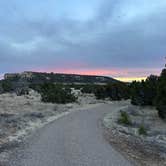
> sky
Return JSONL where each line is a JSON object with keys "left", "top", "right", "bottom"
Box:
{"left": 0, "top": 0, "right": 166, "bottom": 81}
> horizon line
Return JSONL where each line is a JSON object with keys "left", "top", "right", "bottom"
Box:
{"left": 0, "top": 71, "right": 147, "bottom": 82}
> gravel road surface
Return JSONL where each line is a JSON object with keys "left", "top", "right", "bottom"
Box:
{"left": 9, "top": 103, "right": 133, "bottom": 166}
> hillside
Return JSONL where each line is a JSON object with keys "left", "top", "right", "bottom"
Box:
{"left": 4, "top": 71, "right": 118, "bottom": 84}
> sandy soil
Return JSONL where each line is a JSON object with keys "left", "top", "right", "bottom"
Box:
{"left": 103, "top": 101, "right": 166, "bottom": 166}
{"left": 0, "top": 90, "right": 103, "bottom": 163}
{"left": 1, "top": 90, "right": 165, "bottom": 166}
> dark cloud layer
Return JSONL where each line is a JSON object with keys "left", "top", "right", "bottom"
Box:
{"left": 0, "top": 0, "right": 166, "bottom": 78}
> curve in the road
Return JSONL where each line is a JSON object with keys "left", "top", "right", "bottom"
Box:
{"left": 9, "top": 103, "right": 133, "bottom": 166}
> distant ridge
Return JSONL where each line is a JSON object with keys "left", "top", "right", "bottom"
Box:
{"left": 4, "top": 71, "right": 119, "bottom": 84}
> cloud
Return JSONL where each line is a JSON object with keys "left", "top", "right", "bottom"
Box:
{"left": 0, "top": 0, "right": 166, "bottom": 78}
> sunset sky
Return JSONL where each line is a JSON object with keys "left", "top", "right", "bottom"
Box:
{"left": 0, "top": 0, "right": 166, "bottom": 81}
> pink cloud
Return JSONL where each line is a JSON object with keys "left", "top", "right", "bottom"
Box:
{"left": 34, "top": 67, "right": 162, "bottom": 78}
{"left": 0, "top": 66, "right": 162, "bottom": 82}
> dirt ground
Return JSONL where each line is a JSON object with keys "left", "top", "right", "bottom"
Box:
{"left": 0, "top": 91, "right": 165, "bottom": 165}
{"left": 0, "top": 90, "right": 103, "bottom": 163}
{"left": 103, "top": 101, "right": 166, "bottom": 166}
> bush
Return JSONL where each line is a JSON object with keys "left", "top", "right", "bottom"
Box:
{"left": 16, "top": 87, "right": 29, "bottom": 96}
{"left": 130, "top": 75, "right": 158, "bottom": 106}
{"left": 94, "top": 86, "right": 107, "bottom": 99}
{"left": 94, "top": 82, "right": 130, "bottom": 100}
{"left": 39, "top": 83, "right": 77, "bottom": 104}
{"left": 130, "top": 67, "right": 166, "bottom": 120}
{"left": 118, "top": 111, "right": 132, "bottom": 126}
{"left": 156, "top": 69, "right": 166, "bottom": 119}
{"left": 138, "top": 125, "right": 147, "bottom": 135}
{"left": 157, "top": 105, "right": 166, "bottom": 119}
{"left": 1, "top": 80, "right": 13, "bottom": 92}
{"left": 106, "top": 82, "right": 130, "bottom": 100}
{"left": 81, "top": 84, "right": 98, "bottom": 94}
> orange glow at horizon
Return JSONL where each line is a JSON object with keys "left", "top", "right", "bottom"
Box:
{"left": 115, "top": 77, "right": 147, "bottom": 82}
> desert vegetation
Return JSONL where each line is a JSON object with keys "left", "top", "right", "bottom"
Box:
{"left": 0, "top": 80, "right": 13, "bottom": 93}
{"left": 130, "top": 75, "right": 158, "bottom": 106}
{"left": 95, "top": 82, "right": 130, "bottom": 100}
{"left": 156, "top": 68, "right": 166, "bottom": 119}
{"left": 80, "top": 82, "right": 130, "bottom": 100}
{"left": 31, "top": 83, "right": 77, "bottom": 104}
{"left": 1, "top": 64, "right": 166, "bottom": 118}
{"left": 87, "top": 64, "right": 166, "bottom": 120}
{"left": 130, "top": 65, "right": 166, "bottom": 119}
{"left": 138, "top": 125, "right": 147, "bottom": 136}
{"left": 118, "top": 111, "right": 132, "bottom": 126}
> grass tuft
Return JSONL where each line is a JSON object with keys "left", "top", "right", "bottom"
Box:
{"left": 118, "top": 111, "right": 132, "bottom": 126}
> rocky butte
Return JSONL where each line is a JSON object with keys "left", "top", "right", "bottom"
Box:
{"left": 4, "top": 71, "right": 118, "bottom": 84}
